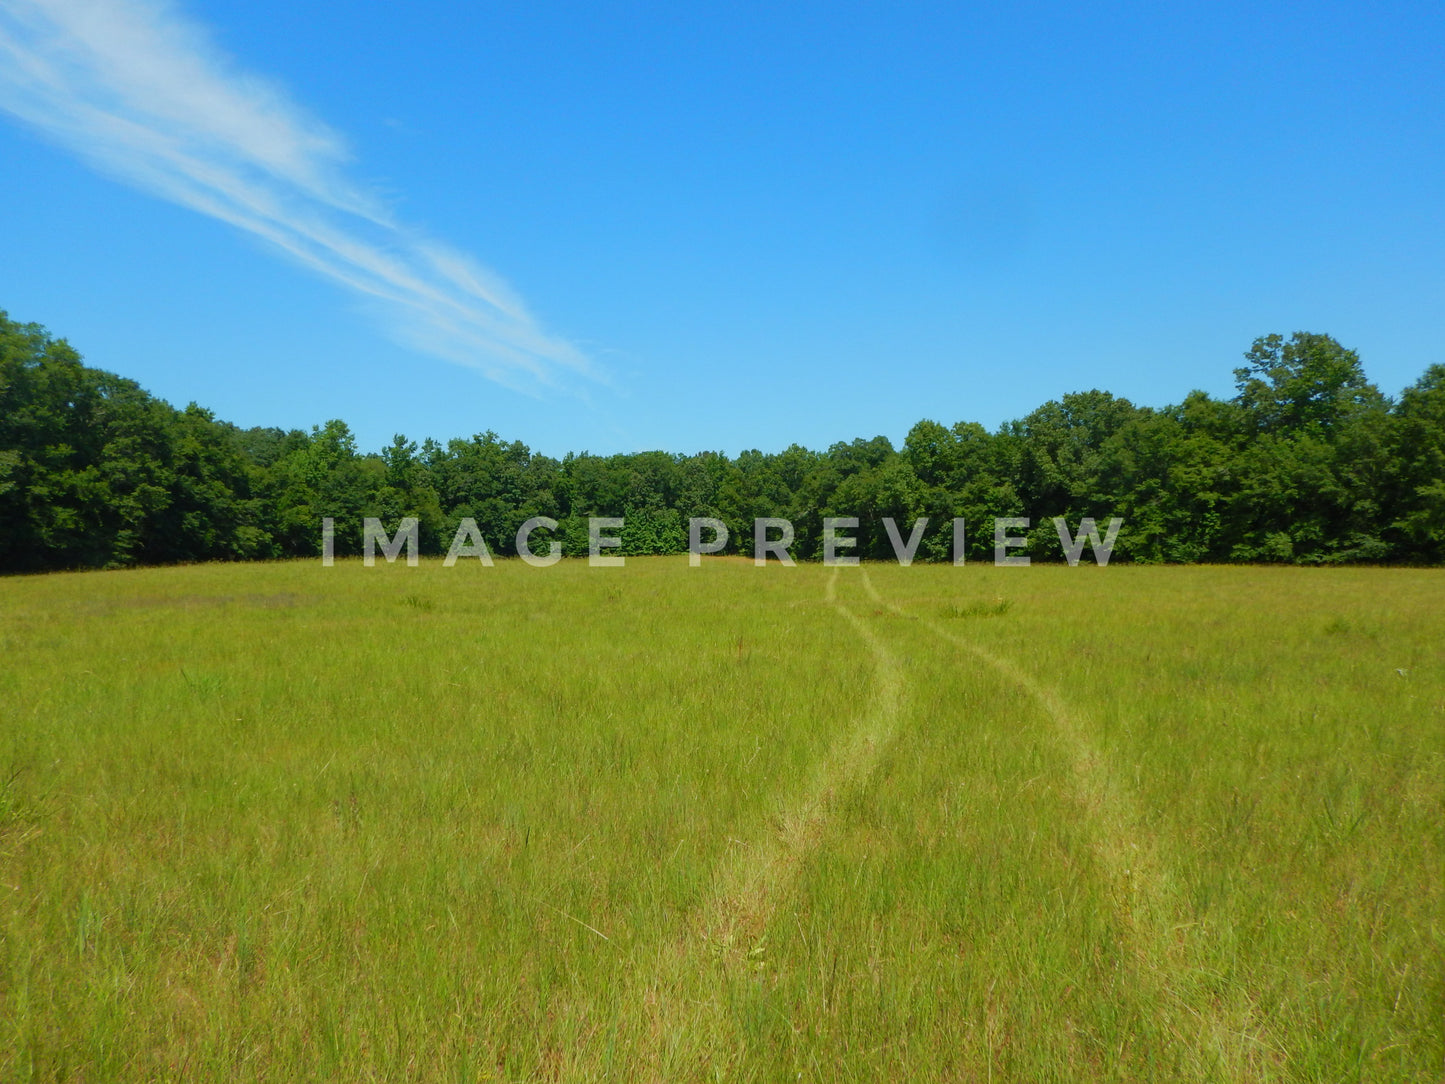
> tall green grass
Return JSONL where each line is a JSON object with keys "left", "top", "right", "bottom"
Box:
{"left": 1, "top": 558, "right": 1440, "bottom": 1080}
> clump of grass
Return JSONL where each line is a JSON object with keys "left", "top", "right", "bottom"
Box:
{"left": 940, "top": 596, "right": 1011, "bottom": 619}
{"left": 400, "top": 593, "right": 434, "bottom": 612}
{"left": 0, "top": 770, "right": 21, "bottom": 830}
{"left": 0, "top": 768, "right": 42, "bottom": 845}
{"left": 1323, "top": 614, "right": 1379, "bottom": 638}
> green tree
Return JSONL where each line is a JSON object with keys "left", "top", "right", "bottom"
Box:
{"left": 1388, "top": 364, "right": 1445, "bottom": 561}
{"left": 1234, "top": 332, "right": 1383, "bottom": 437}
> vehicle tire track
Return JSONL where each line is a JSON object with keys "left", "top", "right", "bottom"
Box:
{"left": 858, "top": 568, "right": 1278, "bottom": 1082}
{"left": 697, "top": 566, "right": 904, "bottom": 955}
{"left": 619, "top": 566, "right": 905, "bottom": 1079}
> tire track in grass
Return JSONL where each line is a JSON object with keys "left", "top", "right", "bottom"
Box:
{"left": 858, "top": 568, "right": 1277, "bottom": 1081}
{"left": 621, "top": 566, "right": 905, "bottom": 1078}
{"left": 700, "top": 566, "right": 903, "bottom": 954}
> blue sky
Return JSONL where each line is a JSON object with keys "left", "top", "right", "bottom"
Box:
{"left": 1, "top": 0, "right": 1442, "bottom": 457}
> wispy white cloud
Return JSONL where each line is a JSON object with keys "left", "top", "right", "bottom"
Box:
{"left": 0, "top": 0, "right": 595, "bottom": 392}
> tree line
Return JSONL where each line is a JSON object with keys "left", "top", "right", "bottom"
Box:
{"left": 2, "top": 308, "right": 1442, "bottom": 572}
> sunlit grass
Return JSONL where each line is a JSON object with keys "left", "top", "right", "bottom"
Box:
{"left": 1, "top": 558, "right": 1441, "bottom": 1080}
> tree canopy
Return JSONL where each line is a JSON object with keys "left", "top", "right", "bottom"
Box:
{"left": 2, "top": 309, "right": 1442, "bottom": 571}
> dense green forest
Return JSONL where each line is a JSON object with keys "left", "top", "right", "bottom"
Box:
{"left": 2, "top": 308, "right": 1442, "bottom": 571}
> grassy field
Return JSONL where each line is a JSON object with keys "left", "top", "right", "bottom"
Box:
{"left": 0, "top": 557, "right": 1441, "bottom": 1081}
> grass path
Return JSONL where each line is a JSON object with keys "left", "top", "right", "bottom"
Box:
{"left": 859, "top": 567, "right": 1280, "bottom": 1081}
{"left": 613, "top": 566, "right": 907, "bottom": 1078}
{"left": 700, "top": 567, "right": 905, "bottom": 956}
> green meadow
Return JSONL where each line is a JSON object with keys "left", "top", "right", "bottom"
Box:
{"left": 1, "top": 558, "right": 1441, "bottom": 1082}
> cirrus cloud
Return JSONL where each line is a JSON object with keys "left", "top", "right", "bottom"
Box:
{"left": 0, "top": 0, "right": 596, "bottom": 393}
